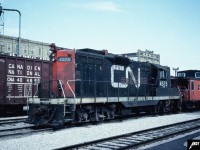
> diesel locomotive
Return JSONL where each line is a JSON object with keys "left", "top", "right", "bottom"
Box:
{"left": 27, "top": 44, "right": 181, "bottom": 127}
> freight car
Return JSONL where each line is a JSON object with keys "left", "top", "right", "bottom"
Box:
{"left": 0, "top": 54, "right": 50, "bottom": 116}
{"left": 27, "top": 44, "right": 181, "bottom": 127}
{"left": 172, "top": 70, "right": 200, "bottom": 110}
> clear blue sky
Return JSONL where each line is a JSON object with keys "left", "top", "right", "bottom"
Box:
{"left": 1, "top": 0, "right": 200, "bottom": 74}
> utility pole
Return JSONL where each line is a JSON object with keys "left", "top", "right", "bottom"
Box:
{"left": 172, "top": 67, "right": 179, "bottom": 77}
{"left": 0, "top": 13, "right": 4, "bottom": 35}
{"left": 0, "top": 4, "right": 21, "bottom": 55}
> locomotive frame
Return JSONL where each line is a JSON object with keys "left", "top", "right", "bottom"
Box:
{"left": 27, "top": 44, "right": 181, "bottom": 127}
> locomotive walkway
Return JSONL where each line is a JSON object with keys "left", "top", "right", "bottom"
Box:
{"left": 58, "top": 118, "right": 200, "bottom": 150}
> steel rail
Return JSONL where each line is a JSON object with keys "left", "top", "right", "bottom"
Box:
{"left": 57, "top": 118, "right": 200, "bottom": 150}
{"left": 0, "top": 126, "right": 51, "bottom": 139}
{"left": 0, "top": 118, "right": 27, "bottom": 125}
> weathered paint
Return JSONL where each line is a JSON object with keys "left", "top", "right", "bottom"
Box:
{"left": 189, "top": 80, "right": 200, "bottom": 101}
{"left": 0, "top": 55, "right": 50, "bottom": 105}
{"left": 52, "top": 49, "right": 75, "bottom": 97}
{"left": 176, "top": 70, "right": 200, "bottom": 102}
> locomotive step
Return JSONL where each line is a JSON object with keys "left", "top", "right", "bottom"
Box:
{"left": 64, "top": 119, "right": 73, "bottom": 122}
{"left": 65, "top": 112, "right": 72, "bottom": 114}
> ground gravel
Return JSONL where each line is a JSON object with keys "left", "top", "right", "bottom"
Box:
{"left": 0, "top": 112, "right": 200, "bottom": 150}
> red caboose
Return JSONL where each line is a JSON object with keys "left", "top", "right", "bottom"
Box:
{"left": 173, "top": 70, "right": 200, "bottom": 109}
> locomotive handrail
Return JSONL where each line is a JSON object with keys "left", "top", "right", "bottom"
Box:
{"left": 58, "top": 80, "right": 65, "bottom": 98}
{"left": 177, "top": 86, "right": 182, "bottom": 95}
{"left": 67, "top": 79, "right": 81, "bottom": 98}
{"left": 36, "top": 79, "right": 162, "bottom": 100}
{"left": 67, "top": 79, "right": 158, "bottom": 102}
{"left": 34, "top": 80, "right": 66, "bottom": 99}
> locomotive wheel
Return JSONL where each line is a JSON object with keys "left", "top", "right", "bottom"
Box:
{"left": 171, "top": 100, "right": 180, "bottom": 112}
{"left": 157, "top": 101, "right": 166, "bottom": 114}
{"left": 104, "top": 108, "right": 114, "bottom": 119}
{"left": 89, "top": 111, "right": 98, "bottom": 122}
{"left": 76, "top": 109, "right": 89, "bottom": 122}
{"left": 107, "top": 104, "right": 116, "bottom": 119}
{"left": 89, "top": 107, "right": 105, "bottom": 122}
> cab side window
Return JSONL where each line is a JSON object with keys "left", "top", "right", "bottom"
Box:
{"left": 160, "top": 70, "right": 167, "bottom": 79}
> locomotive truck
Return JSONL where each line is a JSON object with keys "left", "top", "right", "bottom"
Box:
{"left": 27, "top": 44, "right": 181, "bottom": 127}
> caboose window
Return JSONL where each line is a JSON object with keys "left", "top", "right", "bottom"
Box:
{"left": 198, "top": 84, "right": 200, "bottom": 91}
{"left": 160, "top": 70, "right": 167, "bottom": 79}
{"left": 177, "top": 73, "right": 185, "bottom": 77}
{"left": 195, "top": 72, "right": 200, "bottom": 78}
{"left": 191, "top": 81, "right": 194, "bottom": 91}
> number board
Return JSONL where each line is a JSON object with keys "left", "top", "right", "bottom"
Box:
{"left": 57, "top": 57, "right": 72, "bottom": 62}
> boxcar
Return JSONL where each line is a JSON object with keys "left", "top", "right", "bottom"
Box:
{"left": 0, "top": 54, "right": 50, "bottom": 115}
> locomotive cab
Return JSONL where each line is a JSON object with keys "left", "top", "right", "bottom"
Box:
{"left": 27, "top": 45, "right": 76, "bottom": 127}
{"left": 150, "top": 64, "right": 178, "bottom": 97}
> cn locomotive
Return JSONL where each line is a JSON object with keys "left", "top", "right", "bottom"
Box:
{"left": 27, "top": 44, "right": 181, "bottom": 127}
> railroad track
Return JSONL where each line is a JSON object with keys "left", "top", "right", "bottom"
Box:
{"left": 59, "top": 118, "right": 200, "bottom": 150}
{"left": 0, "top": 117, "right": 27, "bottom": 125}
{"left": 0, "top": 126, "right": 52, "bottom": 139}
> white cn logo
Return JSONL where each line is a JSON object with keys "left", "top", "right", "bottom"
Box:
{"left": 111, "top": 65, "right": 140, "bottom": 89}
